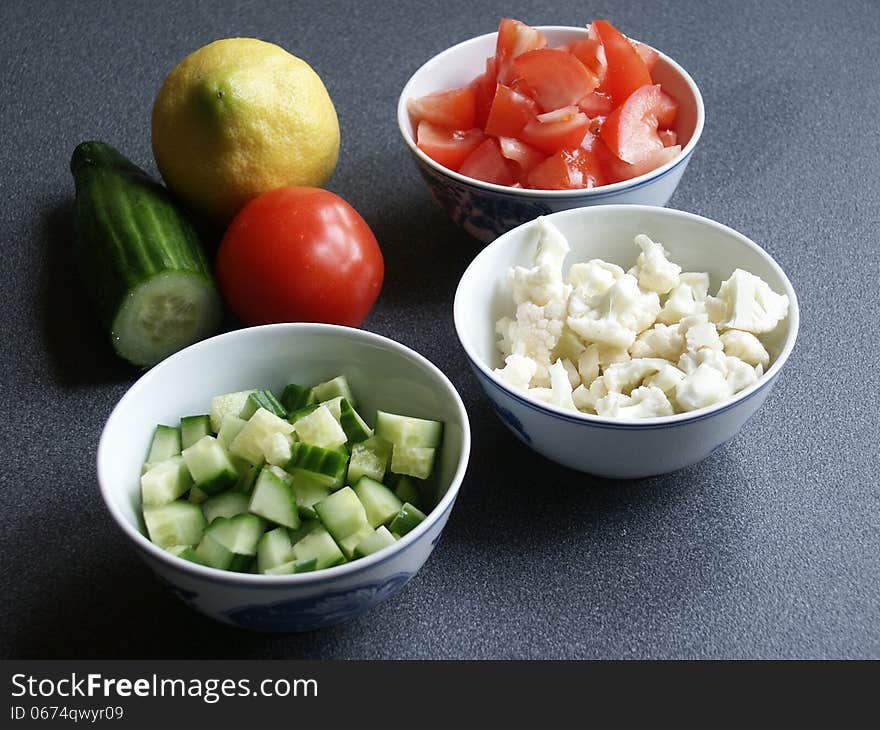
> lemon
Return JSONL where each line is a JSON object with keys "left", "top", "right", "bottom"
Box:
{"left": 151, "top": 38, "right": 340, "bottom": 223}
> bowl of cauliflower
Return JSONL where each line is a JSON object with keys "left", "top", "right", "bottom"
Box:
{"left": 453, "top": 205, "right": 798, "bottom": 478}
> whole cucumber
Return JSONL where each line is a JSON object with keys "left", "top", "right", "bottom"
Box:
{"left": 71, "top": 140, "right": 222, "bottom": 367}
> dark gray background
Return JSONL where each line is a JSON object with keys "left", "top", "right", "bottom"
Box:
{"left": 2, "top": 0, "right": 877, "bottom": 659}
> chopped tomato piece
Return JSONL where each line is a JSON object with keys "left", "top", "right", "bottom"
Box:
{"left": 484, "top": 84, "right": 538, "bottom": 137}
{"left": 495, "top": 18, "right": 548, "bottom": 84}
{"left": 659, "top": 129, "right": 678, "bottom": 147}
{"left": 560, "top": 34, "right": 606, "bottom": 86}
{"left": 526, "top": 146, "right": 606, "bottom": 190}
{"left": 629, "top": 40, "right": 659, "bottom": 71}
{"left": 511, "top": 48, "right": 598, "bottom": 112}
{"left": 458, "top": 138, "right": 517, "bottom": 185}
{"left": 592, "top": 19, "right": 652, "bottom": 106}
{"left": 471, "top": 56, "right": 498, "bottom": 129}
{"left": 600, "top": 85, "right": 678, "bottom": 164}
{"left": 417, "top": 121, "right": 486, "bottom": 170}
{"left": 578, "top": 90, "right": 615, "bottom": 118}
{"left": 498, "top": 136, "right": 546, "bottom": 174}
{"left": 407, "top": 86, "right": 477, "bottom": 131}
{"left": 519, "top": 106, "right": 589, "bottom": 155}
{"left": 594, "top": 136, "right": 681, "bottom": 182}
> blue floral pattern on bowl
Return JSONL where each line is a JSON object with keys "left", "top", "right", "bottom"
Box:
{"left": 222, "top": 572, "right": 415, "bottom": 632}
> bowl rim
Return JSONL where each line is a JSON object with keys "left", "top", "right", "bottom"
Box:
{"left": 97, "top": 322, "right": 472, "bottom": 586}
{"left": 397, "top": 24, "right": 706, "bottom": 197}
{"left": 453, "top": 204, "right": 800, "bottom": 428}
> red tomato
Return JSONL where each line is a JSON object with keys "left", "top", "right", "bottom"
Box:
{"left": 519, "top": 106, "right": 589, "bottom": 155}
{"left": 600, "top": 84, "right": 678, "bottom": 163}
{"left": 560, "top": 35, "right": 605, "bottom": 86}
{"left": 526, "top": 146, "right": 606, "bottom": 190}
{"left": 407, "top": 86, "right": 477, "bottom": 130}
{"left": 484, "top": 84, "right": 538, "bottom": 137}
{"left": 458, "top": 138, "right": 517, "bottom": 185}
{"left": 498, "top": 136, "right": 546, "bottom": 175}
{"left": 511, "top": 48, "right": 598, "bottom": 112}
{"left": 417, "top": 121, "right": 485, "bottom": 170}
{"left": 592, "top": 20, "right": 652, "bottom": 106}
{"left": 470, "top": 56, "right": 498, "bottom": 129}
{"left": 216, "top": 187, "right": 384, "bottom": 328}
{"left": 630, "top": 40, "right": 659, "bottom": 71}
{"left": 578, "top": 90, "right": 615, "bottom": 119}
{"left": 495, "top": 18, "right": 547, "bottom": 84}
{"left": 659, "top": 129, "right": 678, "bottom": 147}
{"left": 594, "top": 137, "right": 681, "bottom": 182}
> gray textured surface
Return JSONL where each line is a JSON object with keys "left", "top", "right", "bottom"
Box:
{"left": 1, "top": 0, "right": 878, "bottom": 659}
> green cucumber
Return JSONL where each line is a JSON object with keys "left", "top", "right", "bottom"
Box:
{"left": 375, "top": 411, "right": 443, "bottom": 448}
{"left": 393, "top": 475, "right": 423, "bottom": 511}
{"left": 291, "top": 526, "right": 346, "bottom": 569}
{"left": 249, "top": 467, "right": 300, "bottom": 529}
{"left": 311, "top": 375, "right": 356, "bottom": 407}
{"left": 188, "top": 485, "right": 209, "bottom": 504}
{"left": 390, "top": 444, "right": 436, "bottom": 480}
{"left": 288, "top": 518, "right": 320, "bottom": 545}
{"left": 210, "top": 390, "right": 254, "bottom": 432}
{"left": 263, "top": 557, "right": 319, "bottom": 575}
{"left": 181, "top": 435, "right": 239, "bottom": 495}
{"left": 353, "top": 526, "right": 397, "bottom": 558}
{"left": 165, "top": 544, "right": 204, "bottom": 564}
{"left": 290, "top": 471, "right": 331, "bottom": 519}
{"left": 287, "top": 442, "right": 348, "bottom": 489}
{"left": 216, "top": 414, "right": 247, "bottom": 450}
{"left": 202, "top": 514, "right": 266, "bottom": 572}
{"left": 346, "top": 436, "right": 391, "bottom": 485}
{"left": 239, "top": 390, "right": 288, "bottom": 420}
{"left": 281, "top": 383, "right": 315, "bottom": 412}
{"left": 145, "top": 424, "right": 181, "bottom": 466}
{"left": 339, "top": 399, "right": 373, "bottom": 443}
{"left": 229, "top": 408, "right": 295, "bottom": 465}
{"left": 389, "top": 502, "right": 427, "bottom": 537}
{"left": 257, "top": 527, "right": 295, "bottom": 573}
{"left": 353, "top": 477, "right": 403, "bottom": 528}
{"left": 143, "top": 501, "right": 206, "bottom": 549}
{"left": 314, "top": 486, "right": 370, "bottom": 558}
{"left": 180, "top": 414, "right": 211, "bottom": 450}
{"left": 70, "top": 140, "right": 222, "bottom": 367}
{"left": 286, "top": 403, "right": 320, "bottom": 424}
{"left": 141, "top": 455, "right": 193, "bottom": 507}
{"left": 202, "top": 491, "right": 250, "bottom": 524}
{"left": 292, "top": 405, "right": 347, "bottom": 450}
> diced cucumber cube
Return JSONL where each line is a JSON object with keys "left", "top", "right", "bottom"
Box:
{"left": 288, "top": 518, "right": 320, "bottom": 545}
{"left": 321, "top": 396, "right": 344, "bottom": 421}
{"left": 353, "top": 476, "right": 404, "bottom": 528}
{"left": 339, "top": 399, "right": 373, "bottom": 443}
{"left": 338, "top": 525, "right": 376, "bottom": 558}
{"left": 180, "top": 414, "right": 212, "bottom": 450}
{"left": 393, "top": 475, "right": 423, "bottom": 511}
{"left": 231, "top": 457, "right": 260, "bottom": 494}
{"left": 287, "top": 442, "right": 347, "bottom": 490}
{"left": 229, "top": 408, "right": 295, "bottom": 465}
{"left": 264, "top": 431, "right": 295, "bottom": 466}
{"left": 291, "top": 526, "right": 346, "bottom": 569}
{"left": 146, "top": 424, "right": 181, "bottom": 464}
{"left": 281, "top": 383, "right": 315, "bottom": 412}
{"left": 389, "top": 502, "right": 427, "bottom": 537}
{"left": 266, "top": 465, "right": 293, "bottom": 484}
{"left": 346, "top": 436, "right": 391, "bottom": 485}
{"left": 390, "top": 444, "right": 436, "bottom": 480}
{"left": 194, "top": 532, "right": 234, "bottom": 570}
{"left": 239, "top": 389, "right": 288, "bottom": 420}
{"left": 144, "top": 501, "right": 206, "bottom": 549}
{"left": 311, "top": 375, "right": 356, "bottom": 407}
{"left": 287, "top": 403, "right": 320, "bottom": 424}
{"left": 262, "top": 557, "right": 318, "bottom": 575}
{"left": 375, "top": 411, "right": 443, "bottom": 448}
{"left": 210, "top": 390, "right": 255, "bottom": 432}
{"left": 290, "top": 471, "right": 331, "bottom": 519}
{"left": 181, "top": 435, "right": 240, "bottom": 495}
{"left": 202, "top": 491, "right": 250, "bottom": 524}
{"left": 249, "top": 467, "right": 300, "bottom": 529}
{"left": 188, "top": 485, "right": 209, "bottom": 504}
{"left": 205, "top": 514, "right": 266, "bottom": 571}
{"left": 314, "top": 487, "right": 370, "bottom": 557}
{"left": 354, "top": 526, "right": 397, "bottom": 558}
{"left": 216, "top": 415, "right": 247, "bottom": 449}
{"left": 257, "top": 527, "right": 295, "bottom": 573}
{"left": 165, "top": 544, "right": 204, "bottom": 564}
{"left": 141, "top": 456, "right": 193, "bottom": 507}
{"left": 292, "top": 405, "right": 347, "bottom": 450}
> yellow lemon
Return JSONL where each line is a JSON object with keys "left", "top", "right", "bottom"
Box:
{"left": 151, "top": 38, "right": 340, "bottom": 223}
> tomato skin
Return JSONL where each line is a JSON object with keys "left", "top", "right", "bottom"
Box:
{"left": 519, "top": 107, "right": 589, "bottom": 155}
{"left": 560, "top": 37, "right": 605, "bottom": 85}
{"left": 594, "top": 136, "right": 681, "bottom": 182}
{"left": 498, "top": 136, "right": 546, "bottom": 175}
{"left": 216, "top": 187, "right": 384, "bottom": 328}
{"left": 458, "top": 138, "right": 517, "bottom": 185}
{"left": 471, "top": 56, "right": 498, "bottom": 129}
{"left": 630, "top": 40, "right": 659, "bottom": 71}
{"left": 511, "top": 48, "right": 598, "bottom": 112}
{"left": 495, "top": 18, "right": 548, "bottom": 84}
{"left": 484, "top": 84, "right": 538, "bottom": 138}
{"left": 592, "top": 19, "right": 652, "bottom": 106}
{"left": 407, "top": 86, "right": 476, "bottom": 130}
{"left": 526, "top": 144, "right": 606, "bottom": 190}
{"left": 600, "top": 84, "right": 677, "bottom": 163}
{"left": 417, "top": 121, "right": 486, "bottom": 170}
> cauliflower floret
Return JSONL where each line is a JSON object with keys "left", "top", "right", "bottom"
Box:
{"left": 675, "top": 363, "right": 733, "bottom": 411}
{"left": 548, "top": 359, "right": 578, "bottom": 411}
{"left": 493, "top": 354, "right": 538, "bottom": 391}
{"left": 720, "top": 329, "right": 770, "bottom": 368}
{"left": 495, "top": 316, "right": 515, "bottom": 356}
{"left": 561, "top": 358, "right": 580, "bottom": 389}
{"left": 630, "top": 322, "right": 685, "bottom": 360}
{"left": 657, "top": 272, "right": 710, "bottom": 324}
{"left": 508, "top": 217, "right": 572, "bottom": 306}
{"left": 631, "top": 234, "right": 681, "bottom": 294}
{"left": 566, "top": 259, "right": 625, "bottom": 296}
{"left": 644, "top": 362, "right": 687, "bottom": 394}
{"left": 567, "top": 274, "right": 660, "bottom": 348}
{"left": 596, "top": 344, "right": 631, "bottom": 368}
{"left": 602, "top": 358, "right": 669, "bottom": 394}
{"left": 573, "top": 375, "right": 609, "bottom": 413}
{"left": 595, "top": 386, "right": 674, "bottom": 418}
{"left": 552, "top": 327, "right": 586, "bottom": 362}
{"left": 577, "top": 344, "right": 600, "bottom": 386}
{"left": 527, "top": 387, "right": 553, "bottom": 403}
{"left": 683, "top": 320, "right": 723, "bottom": 352}
{"left": 705, "top": 269, "right": 789, "bottom": 333}
{"left": 726, "top": 356, "right": 758, "bottom": 393}
{"left": 502, "top": 299, "right": 567, "bottom": 387}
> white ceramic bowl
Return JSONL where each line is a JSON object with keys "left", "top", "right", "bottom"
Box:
{"left": 454, "top": 205, "right": 798, "bottom": 479}
{"left": 97, "top": 323, "right": 471, "bottom": 632}
{"left": 398, "top": 26, "right": 705, "bottom": 242}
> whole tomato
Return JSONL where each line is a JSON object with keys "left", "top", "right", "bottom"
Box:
{"left": 216, "top": 186, "right": 384, "bottom": 327}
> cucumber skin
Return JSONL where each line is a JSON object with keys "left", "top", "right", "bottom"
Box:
{"left": 70, "top": 141, "right": 220, "bottom": 364}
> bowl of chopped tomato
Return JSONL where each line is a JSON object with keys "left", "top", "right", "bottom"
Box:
{"left": 398, "top": 19, "right": 705, "bottom": 242}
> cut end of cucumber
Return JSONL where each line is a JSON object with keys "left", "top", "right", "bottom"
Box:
{"left": 112, "top": 271, "right": 222, "bottom": 367}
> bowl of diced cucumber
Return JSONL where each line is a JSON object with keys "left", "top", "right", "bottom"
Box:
{"left": 97, "top": 323, "right": 471, "bottom": 632}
